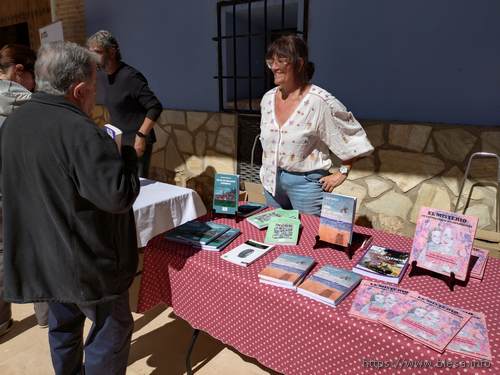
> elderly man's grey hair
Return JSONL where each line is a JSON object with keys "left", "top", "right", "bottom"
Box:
{"left": 35, "top": 41, "right": 98, "bottom": 96}
{"left": 87, "top": 30, "right": 122, "bottom": 61}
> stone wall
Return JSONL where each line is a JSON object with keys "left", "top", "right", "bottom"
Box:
{"left": 92, "top": 105, "right": 499, "bottom": 237}
{"left": 91, "top": 107, "right": 238, "bottom": 207}
{"left": 341, "top": 122, "right": 499, "bottom": 236}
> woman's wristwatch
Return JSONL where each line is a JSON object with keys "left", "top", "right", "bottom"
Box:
{"left": 339, "top": 165, "right": 351, "bottom": 175}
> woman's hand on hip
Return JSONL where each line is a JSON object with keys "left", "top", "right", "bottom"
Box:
{"left": 319, "top": 172, "right": 347, "bottom": 193}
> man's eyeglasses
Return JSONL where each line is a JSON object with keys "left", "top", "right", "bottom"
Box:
{"left": 266, "top": 58, "right": 290, "bottom": 70}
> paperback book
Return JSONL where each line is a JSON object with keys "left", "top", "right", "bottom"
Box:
{"left": 470, "top": 247, "right": 489, "bottom": 280}
{"left": 297, "top": 265, "right": 362, "bottom": 307}
{"left": 353, "top": 245, "right": 410, "bottom": 284}
{"left": 164, "top": 220, "right": 231, "bottom": 246}
{"left": 213, "top": 173, "right": 239, "bottom": 215}
{"left": 379, "top": 292, "right": 470, "bottom": 352}
{"left": 104, "top": 123, "right": 123, "bottom": 150}
{"left": 410, "top": 207, "right": 478, "bottom": 281}
{"left": 258, "top": 253, "right": 315, "bottom": 289}
{"left": 349, "top": 280, "right": 410, "bottom": 322}
{"left": 247, "top": 208, "right": 299, "bottom": 229}
{"left": 318, "top": 193, "right": 357, "bottom": 247}
{"left": 221, "top": 239, "right": 274, "bottom": 267}
{"left": 264, "top": 217, "right": 301, "bottom": 246}
{"left": 237, "top": 202, "right": 267, "bottom": 218}
{"left": 193, "top": 228, "right": 241, "bottom": 251}
{"left": 447, "top": 311, "right": 492, "bottom": 361}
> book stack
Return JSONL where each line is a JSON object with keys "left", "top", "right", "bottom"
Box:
{"left": 297, "top": 265, "right": 362, "bottom": 307}
{"left": 164, "top": 220, "right": 239, "bottom": 251}
{"left": 247, "top": 208, "right": 299, "bottom": 229}
{"left": 352, "top": 245, "right": 410, "bottom": 284}
{"left": 264, "top": 217, "right": 301, "bottom": 245}
{"left": 470, "top": 247, "right": 489, "bottom": 280}
{"left": 318, "top": 193, "right": 356, "bottom": 247}
{"left": 379, "top": 292, "right": 470, "bottom": 353}
{"left": 258, "top": 253, "right": 315, "bottom": 289}
{"left": 349, "top": 283, "right": 492, "bottom": 358}
{"left": 410, "top": 207, "right": 478, "bottom": 281}
{"left": 194, "top": 228, "right": 241, "bottom": 251}
{"left": 213, "top": 173, "right": 240, "bottom": 215}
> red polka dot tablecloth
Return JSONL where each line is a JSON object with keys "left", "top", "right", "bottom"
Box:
{"left": 138, "top": 214, "right": 499, "bottom": 374}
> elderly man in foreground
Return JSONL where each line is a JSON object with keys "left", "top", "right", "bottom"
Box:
{"left": 0, "top": 42, "right": 140, "bottom": 375}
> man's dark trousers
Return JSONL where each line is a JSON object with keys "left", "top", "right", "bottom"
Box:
{"left": 48, "top": 291, "right": 133, "bottom": 375}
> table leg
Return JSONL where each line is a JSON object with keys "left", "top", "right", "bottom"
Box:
{"left": 186, "top": 328, "right": 200, "bottom": 375}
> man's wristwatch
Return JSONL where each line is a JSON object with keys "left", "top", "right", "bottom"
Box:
{"left": 136, "top": 131, "right": 147, "bottom": 138}
{"left": 339, "top": 165, "right": 351, "bottom": 175}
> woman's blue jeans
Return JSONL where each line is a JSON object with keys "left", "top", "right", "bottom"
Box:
{"left": 264, "top": 169, "right": 328, "bottom": 216}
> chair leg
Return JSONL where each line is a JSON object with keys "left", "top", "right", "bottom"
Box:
{"left": 186, "top": 328, "right": 200, "bottom": 375}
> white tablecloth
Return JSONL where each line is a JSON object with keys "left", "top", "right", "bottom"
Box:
{"left": 133, "top": 179, "right": 207, "bottom": 247}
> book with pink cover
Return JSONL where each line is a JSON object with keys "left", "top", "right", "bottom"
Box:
{"left": 447, "top": 311, "right": 492, "bottom": 361}
{"left": 470, "top": 248, "right": 489, "bottom": 280}
{"left": 349, "top": 280, "right": 410, "bottom": 322}
{"left": 379, "top": 292, "right": 470, "bottom": 352}
{"left": 410, "top": 207, "right": 478, "bottom": 281}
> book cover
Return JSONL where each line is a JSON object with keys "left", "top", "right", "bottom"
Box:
{"left": 195, "top": 228, "right": 241, "bottom": 251}
{"left": 164, "top": 220, "right": 231, "bottom": 246}
{"left": 297, "top": 265, "right": 362, "bottom": 307}
{"left": 470, "top": 247, "right": 489, "bottom": 280}
{"left": 237, "top": 202, "right": 267, "bottom": 218}
{"left": 247, "top": 208, "right": 299, "bottom": 229}
{"left": 213, "top": 173, "right": 239, "bottom": 215}
{"left": 221, "top": 239, "right": 274, "bottom": 267}
{"left": 353, "top": 245, "right": 410, "bottom": 284}
{"left": 379, "top": 292, "right": 470, "bottom": 352}
{"left": 259, "top": 253, "right": 315, "bottom": 287}
{"left": 104, "top": 123, "right": 123, "bottom": 150}
{"left": 264, "top": 217, "right": 301, "bottom": 245}
{"left": 410, "top": 207, "right": 478, "bottom": 281}
{"left": 349, "top": 280, "right": 410, "bottom": 322}
{"left": 318, "top": 193, "right": 356, "bottom": 247}
{"left": 447, "top": 311, "right": 492, "bottom": 361}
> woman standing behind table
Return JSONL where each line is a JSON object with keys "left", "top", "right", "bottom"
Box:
{"left": 0, "top": 44, "right": 49, "bottom": 336}
{"left": 259, "top": 35, "right": 374, "bottom": 215}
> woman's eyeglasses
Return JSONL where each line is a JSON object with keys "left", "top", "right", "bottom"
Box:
{"left": 266, "top": 58, "right": 290, "bottom": 70}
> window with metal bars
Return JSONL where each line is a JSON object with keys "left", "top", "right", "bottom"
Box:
{"left": 214, "top": 0, "right": 309, "bottom": 114}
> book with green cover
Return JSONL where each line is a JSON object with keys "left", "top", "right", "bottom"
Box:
{"left": 164, "top": 220, "right": 231, "bottom": 246}
{"left": 247, "top": 208, "right": 299, "bottom": 229}
{"left": 264, "top": 217, "right": 301, "bottom": 245}
{"left": 193, "top": 228, "right": 241, "bottom": 251}
{"left": 213, "top": 173, "right": 239, "bottom": 215}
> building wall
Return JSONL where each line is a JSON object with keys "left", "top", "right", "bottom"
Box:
{"left": 0, "top": 0, "right": 86, "bottom": 49}
{"left": 0, "top": 0, "right": 52, "bottom": 50}
{"left": 85, "top": 0, "right": 500, "bottom": 125}
{"left": 55, "top": 0, "right": 86, "bottom": 44}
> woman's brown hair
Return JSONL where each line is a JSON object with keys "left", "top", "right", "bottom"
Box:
{"left": 0, "top": 44, "right": 36, "bottom": 74}
{"left": 265, "top": 35, "right": 315, "bottom": 84}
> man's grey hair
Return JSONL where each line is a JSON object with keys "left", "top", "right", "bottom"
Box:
{"left": 87, "top": 30, "right": 121, "bottom": 61}
{"left": 35, "top": 41, "right": 98, "bottom": 96}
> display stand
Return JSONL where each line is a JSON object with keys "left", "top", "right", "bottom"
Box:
{"left": 408, "top": 260, "right": 457, "bottom": 291}
{"left": 313, "top": 232, "right": 372, "bottom": 260}
{"left": 210, "top": 208, "right": 243, "bottom": 223}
